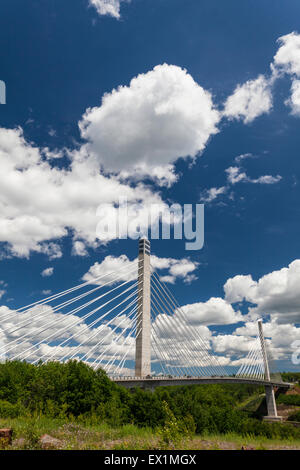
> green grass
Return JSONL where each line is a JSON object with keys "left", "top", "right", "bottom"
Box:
{"left": 1, "top": 416, "right": 300, "bottom": 450}
{"left": 0, "top": 416, "right": 156, "bottom": 450}
{"left": 0, "top": 415, "right": 66, "bottom": 439}
{"left": 197, "top": 431, "right": 300, "bottom": 449}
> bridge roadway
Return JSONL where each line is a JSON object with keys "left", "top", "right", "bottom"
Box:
{"left": 112, "top": 376, "right": 292, "bottom": 389}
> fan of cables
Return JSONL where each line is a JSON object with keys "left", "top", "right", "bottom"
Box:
{"left": 0, "top": 260, "right": 143, "bottom": 376}
{"left": 149, "top": 268, "right": 228, "bottom": 378}
{"left": 236, "top": 335, "right": 265, "bottom": 380}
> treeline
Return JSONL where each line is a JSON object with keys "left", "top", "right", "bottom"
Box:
{"left": 0, "top": 360, "right": 299, "bottom": 440}
{"left": 277, "top": 395, "right": 300, "bottom": 406}
{"left": 282, "top": 372, "right": 300, "bottom": 384}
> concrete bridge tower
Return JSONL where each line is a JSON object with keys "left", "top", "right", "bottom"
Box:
{"left": 135, "top": 238, "right": 151, "bottom": 377}
{"left": 258, "top": 319, "right": 282, "bottom": 421}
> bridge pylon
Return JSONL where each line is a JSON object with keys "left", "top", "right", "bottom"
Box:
{"left": 258, "top": 319, "right": 282, "bottom": 421}
{"left": 135, "top": 238, "right": 151, "bottom": 377}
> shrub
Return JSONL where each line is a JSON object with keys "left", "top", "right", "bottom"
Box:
{"left": 277, "top": 395, "right": 300, "bottom": 406}
{"left": 288, "top": 411, "right": 300, "bottom": 422}
{"left": 0, "top": 399, "right": 24, "bottom": 418}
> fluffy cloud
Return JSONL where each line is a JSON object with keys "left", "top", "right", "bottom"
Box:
{"left": 273, "top": 32, "right": 300, "bottom": 77}
{"left": 234, "top": 152, "right": 255, "bottom": 163}
{"left": 179, "top": 297, "right": 243, "bottom": 326}
{"left": 42, "top": 290, "right": 52, "bottom": 296}
{"left": 82, "top": 255, "right": 137, "bottom": 285}
{"left": 0, "top": 281, "right": 6, "bottom": 300}
{"left": 72, "top": 241, "right": 88, "bottom": 257}
{"left": 223, "top": 32, "right": 300, "bottom": 122}
{"left": 89, "top": 0, "right": 129, "bottom": 19}
{"left": 252, "top": 174, "right": 282, "bottom": 184}
{"left": 83, "top": 253, "right": 199, "bottom": 285}
{"left": 286, "top": 80, "right": 300, "bottom": 115}
{"left": 234, "top": 320, "right": 300, "bottom": 360}
{"left": 225, "top": 166, "right": 248, "bottom": 184}
{"left": 224, "top": 274, "right": 256, "bottom": 304}
{"left": 151, "top": 312, "right": 231, "bottom": 370}
{"left": 0, "top": 127, "right": 165, "bottom": 258}
{"left": 223, "top": 75, "right": 273, "bottom": 123}
{"left": 200, "top": 186, "right": 227, "bottom": 203}
{"left": 210, "top": 260, "right": 300, "bottom": 363}
{"left": 272, "top": 32, "right": 300, "bottom": 116}
{"left": 212, "top": 333, "right": 258, "bottom": 356}
{"left": 79, "top": 64, "right": 220, "bottom": 183}
{"left": 224, "top": 259, "right": 300, "bottom": 324}
{"left": 41, "top": 267, "right": 54, "bottom": 278}
{"left": 151, "top": 255, "right": 199, "bottom": 284}
{"left": 225, "top": 166, "right": 281, "bottom": 185}
{"left": 201, "top": 164, "right": 281, "bottom": 207}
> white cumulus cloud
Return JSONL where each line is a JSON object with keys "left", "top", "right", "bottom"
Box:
{"left": 79, "top": 64, "right": 220, "bottom": 184}
{"left": 272, "top": 32, "right": 300, "bottom": 116}
{"left": 273, "top": 32, "right": 300, "bottom": 77}
{"left": 224, "top": 259, "right": 300, "bottom": 324}
{"left": 223, "top": 75, "right": 273, "bottom": 124}
{"left": 89, "top": 0, "right": 129, "bottom": 19}
{"left": 83, "top": 253, "right": 199, "bottom": 286}
{"left": 41, "top": 267, "right": 54, "bottom": 277}
{"left": 0, "top": 127, "right": 166, "bottom": 258}
{"left": 225, "top": 166, "right": 281, "bottom": 185}
{"left": 200, "top": 186, "right": 227, "bottom": 203}
{"left": 286, "top": 79, "right": 300, "bottom": 115}
{"left": 72, "top": 241, "right": 88, "bottom": 257}
{"left": 179, "top": 297, "right": 243, "bottom": 327}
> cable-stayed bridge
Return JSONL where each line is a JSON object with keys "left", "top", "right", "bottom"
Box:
{"left": 0, "top": 239, "right": 291, "bottom": 420}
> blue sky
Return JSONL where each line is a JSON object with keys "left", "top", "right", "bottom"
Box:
{"left": 0, "top": 0, "right": 300, "bottom": 373}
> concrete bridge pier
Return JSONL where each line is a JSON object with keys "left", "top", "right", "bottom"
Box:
{"left": 264, "top": 385, "right": 281, "bottom": 421}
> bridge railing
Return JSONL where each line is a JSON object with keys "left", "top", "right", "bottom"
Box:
{"left": 112, "top": 375, "right": 227, "bottom": 381}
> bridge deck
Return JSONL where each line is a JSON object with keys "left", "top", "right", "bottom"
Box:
{"left": 112, "top": 376, "right": 292, "bottom": 389}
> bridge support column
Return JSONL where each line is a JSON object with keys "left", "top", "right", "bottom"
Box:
{"left": 265, "top": 385, "right": 278, "bottom": 418}
{"left": 258, "top": 320, "right": 282, "bottom": 422}
{"left": 135, "top": 238, "right": 151, "bottom": 377}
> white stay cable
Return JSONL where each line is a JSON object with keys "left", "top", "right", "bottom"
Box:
{"left": 150, "top": 294, "right": 198, "bottom": 376}
{"left": 113, "top": 315, "right": 144, "bottom": 376}
{"left": 8, "top": 280, "right": 139, "bottom": 361}
{"left": 151, "top": 280, "right": 217, "bottom": 377}
{"left": 0, "top": 263, "right": 139, "bottom": 340}
{"left": 150, "top": 327, "right": 168, "bottom": 377}
{"left": 151, "top": 293, "right": 198, "bottom": 376}
{"left": 237, "top": 337, "right": 261, "bottom": 377}
{"left": 151, "top": 271, "right": 227, "bottom": 377}
{"left": 1, "top": 276, "right": 137, "bottom": 358}
{"left": 151, "top": 273, "right": 219, "bottom": 376}
{"left": 151, "top": 309, "right": 177, "bottom": 376}
{"left": 34, "top": 287, "right": 139, "bottom": 364}
{"left": 92, "top": 309, "right": 141, "bottom": 372}
{"left": 64, "top": 296, "right": 139, "bottom": 365}
{"left": 151, "top": 271, "right": 224, "bottom": 376}
{"left": 78, "top": 289, "right": 139, "bottom": 365}
{"left": 246, "top": 339, "right": 263, "bottom": 378}
{"left": 11, "top": 259, "right": 140, "bottom": 314}
{"left": 151, "top": 285, "right": 211, "bottom": 376}
{"left": 151, "top": 312, "right": 181, "bottom": 377}
{"left": 102, "top": 308, "right": 139, "bottom": 373}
